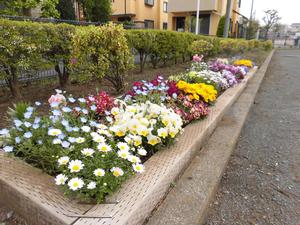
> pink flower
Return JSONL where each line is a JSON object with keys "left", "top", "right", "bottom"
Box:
{"left": 48, "top": 93, "right": 66, "bottom": 106}
{"left": 193, "top": 54, "right": 203, "bottom": 63}
{"left": 70, "top": 57, "right": 78, "bottom": 65}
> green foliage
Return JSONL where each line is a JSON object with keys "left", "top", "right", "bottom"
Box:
{"left": 56, "top": 0, "right": 76, "bottom": 20}
{"left": 247, "top": 20, "right": 260, "bottom": 40}
{"left": 40, "top": 0, "right": 60, "bottom": 18}
{"left": 0, "top": 19, "right": 76, "bottom": 97}
{"left": 43, "top": 22, "right": 76, "bottom": 87}
{"left": 0, "top": 0, "right": 60, "bottom": 18}
{"left": 80, "top": 0, "right": 112, "bottom": 22}
{"left": 217, "top": 16, "right": 226, "bottom": 37}
{"left": 72, "top": 23, "right": 133, "bottom": 93}
{"left": 261, "top": 40, "right": 273, "bottom": 51}
{"left": 0, "top": 19, "right": 51, "bottom": 98}
{"left": 126, "top": 30, "right": 157, "bottom": 72}
{"left": 7, "top": 102, "right": 30, "bottom": 120}
{"left": 189, "top": 40, "right": 214, "bottom": 57}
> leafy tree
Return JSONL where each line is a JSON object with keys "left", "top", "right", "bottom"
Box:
{"left": 217, "top": 16, "right": 226, "bottom": 37}
{"left": 0, "top": 0, "right": 38, "bottom": 16}
{"left": 263, "top": 9, "right": 281, "bottom": 40}
{"left": 247, "top": 20, "right": 260, "bottom": 40}
{"left": 80, "top": 0, "right": 112, "bottom": 22}
{"left": 40, "top": 0, "right": 60, "bottom": 18}
{"left": 56, "top": 0, "right": 76, "bottom": 20}
{"left": 0, "top": 0, "right": 60, "bottom": 18}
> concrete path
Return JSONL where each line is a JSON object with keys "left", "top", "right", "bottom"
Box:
{"left": 204, "top": 49, "right": 300, "bottom": 225}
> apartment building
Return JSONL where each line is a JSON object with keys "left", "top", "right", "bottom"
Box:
{"left": 167, "top": 0, "right": 246, "bottom": 37}
{"left": 111, "top": 0, "right": 169, "bottom": 29}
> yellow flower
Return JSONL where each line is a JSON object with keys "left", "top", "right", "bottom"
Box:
{"left": 234, "top": 59, "right": 253, "bottom": 68}
{"left": 177, "top": 80, "right": 217, "bottom": 103}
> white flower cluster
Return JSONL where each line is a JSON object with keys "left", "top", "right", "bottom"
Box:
{"left": 191, "top": 70, "right": 229, "bottom": 90}
{"left": 110, "top": 101, "right": 183, "bottom": 146}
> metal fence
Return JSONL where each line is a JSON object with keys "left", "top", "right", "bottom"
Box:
{"left": 0, "top": 14, "right": 144, "bottom": 29}
{"left": 0, "top": 68, "right": 58, "bottom": 87}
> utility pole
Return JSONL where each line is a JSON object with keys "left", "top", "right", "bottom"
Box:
{"left": 223, "top": 0, "right": 232, "bottom": 38}
{"left": 195, "top": 0, "right": 200, "bottom": 35}
{"left": 248, "top": 0, "right": 255, "bottom": 39}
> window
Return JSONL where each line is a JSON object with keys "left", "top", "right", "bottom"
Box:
{"left": 163, "top": 22, "right": 168, "bottom": 30}
{"left": 145, "top": 0, "right": 154, "bottom": 6}
{"left": 190, "top": 14, "right": 210, "bottom": 35}
{"left": 144, "top": 20, "right": 154, "bottom": 29}
{"left": 163, "top": 1, "right": 168, "bottom": 13}
{"left": 175, "top": 17, "right": 185, "bottom": 32}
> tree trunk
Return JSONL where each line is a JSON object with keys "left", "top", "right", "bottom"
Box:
{"left": 55, "top": 63, "right": 69, "bottom": 89}
{"left": 139, "top": 52, "right": 146, "bottom": 73}
{"left": 8, "top": 67, "right": 22, "bottom": 99}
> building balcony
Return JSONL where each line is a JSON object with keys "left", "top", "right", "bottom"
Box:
{"left": 112, "top": 0, "right": 137, "bottom": 16}
{"left": 168, "top": 0, "right": 218, "bottom": 13}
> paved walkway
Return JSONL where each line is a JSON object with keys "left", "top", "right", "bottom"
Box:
{"left": 204, "top": 49, "right": 300, "bottom": 225}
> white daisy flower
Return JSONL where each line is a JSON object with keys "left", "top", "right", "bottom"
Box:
{"left": 92, "top": 134, "right": 106, "bottom": 143}
{"left": 58, "top": 156, "right": 70, "bottom": 166}
{"left": 117, "top": 142, "right": 129, "bottom": 151}
{"left": 68, "top": 160, "right": 84, "bottom": 173}
{"left": 68, "top": 177, "right": 84, "bottom": 191}
{"left": 133, "top": 163, "right": 145, "bottom": 173}
{"left": 48, "top": 128, "right": 62, "bottom": 136}
{"left": 117, "top": 150, "right": 130, "bottom": 159}
{"left": 93, "top": 168, "right": 105, "bottom": 177}
{"left": 81, "top": 148, "right": 95, "bottom": 157}
{"left": 111, "top": 167, "right": 124, "bottom": 177}
{"left": 97, "top": 143, "right": 112, "bottom": 152}
{"left": 75, "top": 137, "right": 85, "bottom": 144}
{"left": 55, "top": 174, "right": 68, "bottom": 185}
{"left": 87, "top": 181, "right": 96, "bottom": 190}
{"left": 128, "top": 155, "right": 141, "bottom": 164}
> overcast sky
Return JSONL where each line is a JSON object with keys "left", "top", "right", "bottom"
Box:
{"left": 240, "top": 0, "right": 300, "bottom": 25}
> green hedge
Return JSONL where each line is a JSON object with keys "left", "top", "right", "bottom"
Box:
{"left": 0, "top": 19, "right": 272, "bottom": 97}
{"left": 0, "top": 19, "right": 75, "bottom": 97}
{"left": 126, "top": 30, "right": 272, "bottom": 71}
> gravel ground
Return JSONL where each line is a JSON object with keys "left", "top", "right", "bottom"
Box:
{"left": 204, "top": 49, "right": 300, "bottom": 225}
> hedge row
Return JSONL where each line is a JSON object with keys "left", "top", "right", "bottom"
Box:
{"left": 126, "top": 30, "right": 272, "bottom": 72}
{"left": 0, "top": 19, "right": 272, "bottom": 98}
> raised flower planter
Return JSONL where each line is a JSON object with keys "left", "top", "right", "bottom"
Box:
{"left": 0, "top": 68, "right": 256, "bottom": 225}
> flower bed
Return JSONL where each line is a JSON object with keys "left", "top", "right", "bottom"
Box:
{"left": 0, "top": 56, "right": 253, "bottom": 202}
{"left": 0, "top": 56, "right": 256, "bottom": 225}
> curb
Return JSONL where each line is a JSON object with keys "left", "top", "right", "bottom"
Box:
{"left": 146, "top": 50, "right": 275, "bottom": 225}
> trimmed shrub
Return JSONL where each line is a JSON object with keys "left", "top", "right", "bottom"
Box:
{"left": 236, "top": 39, "right": 249, "bottom": 53}
{"left": 43, "top": 23, "right": 76, "bottom": 88}
{"left": 126, "top": 30, "right": 156, "bottom": 72}
{"left": 72, "top": 23, "right": 133, "bottom": 93}
{"left": 261, "top": 40, "right": 273, "bottom": 51}
{"left": 0, "top": 19, "right": 51, "bottom": 98}
{"left": 189, "top": 40, "right": 214, "bottom": 57}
